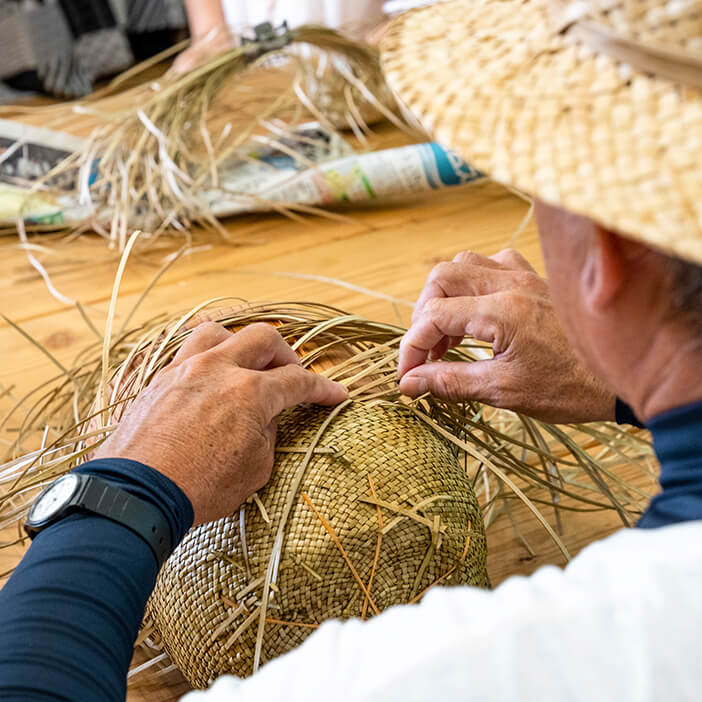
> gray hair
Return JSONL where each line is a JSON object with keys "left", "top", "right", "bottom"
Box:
{"left": 668, "top": 256, "right": 702, "bottom": 333}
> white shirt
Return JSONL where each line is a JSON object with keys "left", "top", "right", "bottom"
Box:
{"left": 219, "top": 0, "right": 434, "bottom": 33}
{"left": 183, "top": 521, "right": 702, "bottom": 701}
{"left": 221, "top": 0, "right": 386, "bottom": 33}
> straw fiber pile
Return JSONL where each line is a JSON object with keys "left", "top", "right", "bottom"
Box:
{"left": 2, "top": 25, "right": 407, "bottom": 249}
{"left": 147, "top": 401, "right": 486, "bottom": 686}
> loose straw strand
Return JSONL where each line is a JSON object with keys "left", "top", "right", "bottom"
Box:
{"left": 97, "top": 230, "right": 142, "bottom": 424}
{"left": 301, "top": 491, "right": 380, "bottom": 616}
{"left": 361, "top": 474, "right": 383, "bottom": 619}
{"left": 410, "top": 525, "right": 473, "bottom": 604}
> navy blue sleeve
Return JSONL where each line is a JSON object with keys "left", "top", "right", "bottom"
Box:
{"left": 0, "top": 458, "right": 194, "bottom": 702}
{"left": 615, "top": 398, "right": 644, "bottom": 428}
{"left": 638, "top": 400, "right": 702, "bottom": 528}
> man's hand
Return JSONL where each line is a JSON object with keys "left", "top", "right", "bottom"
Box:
{"left": 95, "top": 322, "right": 348, "bottom": 524}
{"left": 170, "top": 25, "right": 237, "bottom": 75}
{"left": 398, "top": 249, "right": 616, "bottom": 424}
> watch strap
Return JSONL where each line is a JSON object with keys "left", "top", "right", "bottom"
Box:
{"left": 77, "top": 476, "right": 172, "bottom": 567}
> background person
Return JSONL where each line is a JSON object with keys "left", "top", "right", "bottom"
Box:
{"left": 173, "top": 0, "right": 423, "bottom": 72}
{"left": 0, "top": 0, "right": 187, "bottom": 100}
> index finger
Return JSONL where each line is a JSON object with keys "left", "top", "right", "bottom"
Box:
{"left": 399, "top": 296, "right": 504, "bottom": 377}
{"left": 210, "top": 323, "right": 300, "bottom": 370}
{"left": 489, "top": 248, "right": 537, "bottom": 272}
{"left": 413, "top": 260, "right": 519, "bottom": 323}
{"left": 260, "top": 365, "right": 348, "bottom": 422}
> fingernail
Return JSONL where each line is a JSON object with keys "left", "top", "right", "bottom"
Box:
{"left": 400, "top": 375, "right": 427, "bottom": 397}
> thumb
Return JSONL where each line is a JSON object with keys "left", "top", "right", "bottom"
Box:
{"left": 399, "top": 359, "right": 501, "bottom": 405}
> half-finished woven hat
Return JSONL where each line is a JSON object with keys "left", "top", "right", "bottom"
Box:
{"left": 93, "top": 304, "right": 488, "bottom": 686}
{"left": 381, "top": 0, "right": 702, "bottom": 264}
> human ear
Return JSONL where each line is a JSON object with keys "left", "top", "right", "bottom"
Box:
{"left": 580, "top": 226, "right": 626, "bottom": 313}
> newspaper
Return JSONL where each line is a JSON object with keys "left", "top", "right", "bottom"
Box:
{"left": 209, "top": 135, "right": 483, "bottom": 216}
{"left": 0, "top": 119, "right": 483, "bottom": 228}
{"left": 0, "top": 119, "right": 87, "bottom": 225}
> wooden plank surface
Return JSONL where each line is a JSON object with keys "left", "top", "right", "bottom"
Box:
{"left": 0, "top": 121, "right": 655, "bottom": 700}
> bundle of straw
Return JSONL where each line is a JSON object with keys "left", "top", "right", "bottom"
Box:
{"left": 0, "top": 301, "right": 655, "bottom": 684}
{"left": 3, "top": 23, "right": 407, "bottom": 250}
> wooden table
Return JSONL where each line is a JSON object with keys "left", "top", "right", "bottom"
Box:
{"left": 0, "top": 118, "right": 653, "bottom": 700}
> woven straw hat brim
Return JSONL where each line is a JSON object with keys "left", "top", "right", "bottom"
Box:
{"left": 381, "top": 0, "right": 702, "bottom": 264}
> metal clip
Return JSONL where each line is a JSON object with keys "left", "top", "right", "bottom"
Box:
{"left": 242, "top": 21, "right": 292, "bottom": 56}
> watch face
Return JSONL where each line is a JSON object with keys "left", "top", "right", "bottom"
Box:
{"left": 28, "top": 473, "right": 81, "bottom": 525}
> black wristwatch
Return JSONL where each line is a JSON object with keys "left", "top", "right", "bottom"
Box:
{"left": 24, "top": 472, "right": 172, "bottom": 567}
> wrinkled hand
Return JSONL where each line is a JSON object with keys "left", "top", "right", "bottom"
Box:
{"left": 170, "top": 25, "right": 238, "bottom": 76}
{"left": 95, "top": 322, "right": 347, "bottom": 524}
{"left": 397, "top": 249, "right": 616, "bottom": 424}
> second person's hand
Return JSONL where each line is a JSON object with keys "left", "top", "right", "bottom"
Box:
{"left": 398, "top": 249, "right": 616, "bottom": 424}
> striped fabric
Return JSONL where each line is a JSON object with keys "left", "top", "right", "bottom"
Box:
{"left": 0, "top": 0, "right": 186, "bottom": 98}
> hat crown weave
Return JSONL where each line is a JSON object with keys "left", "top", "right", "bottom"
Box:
{"left": 553, "top": 0, "right": 702, "bottom": 43}
{"left": 381, "top": 0, "right": 702, "bottom": 263}
{"left": 551, "top": 0, "right": 702, "bottom": 88}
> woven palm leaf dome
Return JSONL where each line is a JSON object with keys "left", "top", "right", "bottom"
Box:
{"left": 147, "top": 400, "right": 487, "bottom": 686}
{"left": 93, "top": 303, "right": 488, "bottom": 687}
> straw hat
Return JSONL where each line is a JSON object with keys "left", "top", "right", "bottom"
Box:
{"left": 380, "top": 0, "right": 702, "bottom": 264}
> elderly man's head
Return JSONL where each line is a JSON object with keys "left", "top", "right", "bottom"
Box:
{"left": 535, "top": 201, "right": 702, "bottom": 420}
